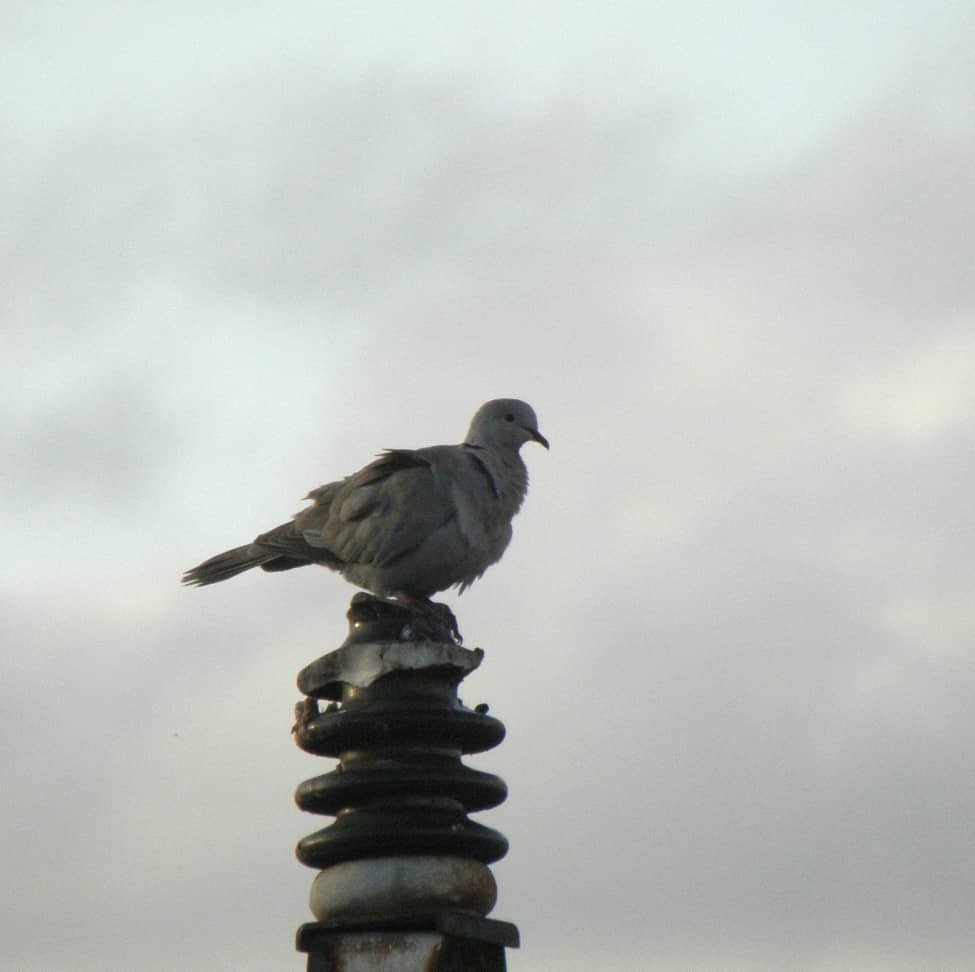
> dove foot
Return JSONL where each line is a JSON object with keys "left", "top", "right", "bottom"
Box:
{"left": 425, "top": 600, "right": 463, "bottom": 645}
{"left": 346, "top": 592, "right": 463, "bottom": 645}
{"left": 392, "top": 594, "right": 463, "bottom": 645}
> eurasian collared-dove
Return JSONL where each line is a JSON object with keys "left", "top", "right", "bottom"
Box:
{"left": 182, "top": 400, "right": 548, "bottom": 610}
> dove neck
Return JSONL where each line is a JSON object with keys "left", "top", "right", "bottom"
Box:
{"left": 465, "top": 443, "right": 529, "bottom": 506}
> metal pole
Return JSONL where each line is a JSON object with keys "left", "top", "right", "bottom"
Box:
{"left": 293, "top": 594, "right": 519, "bottom": 971}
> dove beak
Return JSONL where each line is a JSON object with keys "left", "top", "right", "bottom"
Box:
{"left": 529, "top": 428, "right": 550, "bottom": 450}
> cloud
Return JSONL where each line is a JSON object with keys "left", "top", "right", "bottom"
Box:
{"left": 837, "top": 328, "right": 975, "bottom": 443}
{"left": 3, "top": 16, "right": 975, "bottom": 970}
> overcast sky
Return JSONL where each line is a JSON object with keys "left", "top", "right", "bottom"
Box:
{"left": 4, "top": 3, "right": 974, "bottom": 970}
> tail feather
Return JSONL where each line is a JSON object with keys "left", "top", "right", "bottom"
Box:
{"left": 182, "top": 544, "right": 276, "bottom": 587}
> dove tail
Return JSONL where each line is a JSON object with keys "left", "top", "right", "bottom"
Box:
{"left": 181, "top": 544, "right": 275, "bottom": 586}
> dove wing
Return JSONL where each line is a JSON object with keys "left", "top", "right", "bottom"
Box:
{"left": 294, "top": 448, "right": 459, "bottom": 569}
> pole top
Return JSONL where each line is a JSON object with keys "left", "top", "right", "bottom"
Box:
{"left": 297, "top": 595, "right": 483, "bottom": 701}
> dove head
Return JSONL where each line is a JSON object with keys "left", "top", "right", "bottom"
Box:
{"left": 466, "top": 399, "right": 550, "bottom": 451}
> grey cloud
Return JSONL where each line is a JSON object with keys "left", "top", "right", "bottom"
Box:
{"left": 3, "top": 374, "right": 183, "bottom": 509}
{"left": 4, "top": 24, "right": 975, "bottom": 972}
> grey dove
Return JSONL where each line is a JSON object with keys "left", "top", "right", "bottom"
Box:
{"left": 182, "top": 400, "right": 548, "bottom": 610}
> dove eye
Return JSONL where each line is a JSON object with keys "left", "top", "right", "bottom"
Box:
{"left": 504, "top": 413, "right": 515, "bottom": 422}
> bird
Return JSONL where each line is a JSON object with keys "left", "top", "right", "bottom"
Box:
{"left": 182, "top": 399, "right": 548, "bottom": 635}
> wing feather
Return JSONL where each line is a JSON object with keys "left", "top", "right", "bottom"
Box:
{"left": 293, "top": 447, "right": 457, "bottom": 569}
